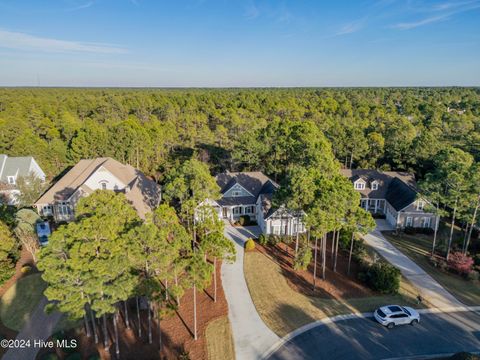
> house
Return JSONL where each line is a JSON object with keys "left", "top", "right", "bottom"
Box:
{"left": 340, "top": 169, "right": 437, "bottom": 230}
{"left": 34, "top": 157, "right": 160, "bottom": 222}
{"left": 0, "top": 154, "right": 46, "bottom": 205}
{"left": 205, "top": 171, "right": 306, "bottom": 236}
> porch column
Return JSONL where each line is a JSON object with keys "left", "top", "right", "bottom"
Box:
{"left": 374, "top": 200, "right": 378, "bottom": 213}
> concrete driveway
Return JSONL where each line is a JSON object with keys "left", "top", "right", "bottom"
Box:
{"left": 363, "top": 220, "right": 462, "bottom": 308}
{"left": 222, "top": 224, "right": 279, "bottom": 360}
{"left": 267, "top": 310, "right": 480, "bottom": 360}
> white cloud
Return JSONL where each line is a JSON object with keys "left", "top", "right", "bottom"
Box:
{"left": 0, "top": 29, "right": 127, "bottom": 54}
{"left": 335, "top": 20, "right": 365, "bottom": 36}
{"left": 391, "top": 14, "right": 450, "bottom": 29}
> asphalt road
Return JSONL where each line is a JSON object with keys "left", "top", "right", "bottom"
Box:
{"left": 267, "top": 311, "right": 480, "bottom": 360}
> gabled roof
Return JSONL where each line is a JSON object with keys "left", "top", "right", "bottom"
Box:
{"left": 340, "top": 169, "right": 417, "bottom": 200}
{"left": 385, "top": 178, "right": 418, "bottom": 211}
{"left": 0, "top": 155, "right": 41, "bottom": 182}
{"left": 35, "top": 157, "right": 160, "bottom": 219}
{"left": 216, "top": 171, "right": 278, "bottom": 199}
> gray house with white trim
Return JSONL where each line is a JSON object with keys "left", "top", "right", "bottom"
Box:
{"left": 207, "top": 171, "right": 306, "bottom": 236}
{"left": 340, "top": 169, "right": 437, "bottom": 230}
{"left": 0, "top": 154, "right": 46, "bottom": 205}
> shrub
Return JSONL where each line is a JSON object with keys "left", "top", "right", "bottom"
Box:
{"left": 474, "top": 254, "right": 480, "bottom": 267}
{"left": 245, "top": 238, "right": 255, "bottom": 251}
{"left": 267, "top": 234, "right": 280, "bottom": 246}
{"left": 87, "top": 355, "right": 101, "bottom": 360}
{"left": 404, "top": 226, "right": 416, "bottom": 235}
{"left": 360, "top": 261, "right": 401, "bottom": 294}
{"left": 21, "top": 265, "right": 31, "bottom": 274}
{"left": 293, "top": 244, "right": 312, "bottom": 271}
{"left": 65, "top": 353, "right": 81, "bottom": 360}
{"left": 239, "top": 215, "right": 250, "bottom": 226}
{"left": 449, "top": 352, "right": 480, "bottom": 360}
{"left": 447, "top": 252, "right": 474, "bottom": 276}
{"left": 467, "top": 270, "right": 479, "bottom": 282}
{"left": 258, "top": 234, "right": 268, "bottom": 246}
{"left": 41, "top": 353, "right": 60, "bottom": 360}
{"left": 0, "top": 260, "right": 15, "bottom": 285}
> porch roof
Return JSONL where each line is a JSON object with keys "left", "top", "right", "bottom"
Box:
{"left": 216, "top": 196, "right": 256, "bottom": 206}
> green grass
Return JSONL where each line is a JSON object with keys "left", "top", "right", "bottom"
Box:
{"left": 384, "top": 232, "right": 480, "bottom": 306}
{"left": 244, "top": 251, "right": 423, "bottom": 337}
{"left": 0, "top": 273, "right": 47, "bottom": 331}
{"left": 206, "top": 316, "right": 235, "bottom": 360}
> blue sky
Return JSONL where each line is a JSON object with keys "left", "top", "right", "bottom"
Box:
{"left": 0, "top": 0, "right": 479, "bottom": 86}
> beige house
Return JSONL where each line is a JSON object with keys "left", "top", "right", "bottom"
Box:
{"left": 340, "top": 169, "right": 437, "bottom": 230}
{"left": 35, "top": 157, "right": 160, "bottom": 221}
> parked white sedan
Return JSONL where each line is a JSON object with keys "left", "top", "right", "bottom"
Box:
{"left": 374, "top": 305, "right": 420, "bottom": 329}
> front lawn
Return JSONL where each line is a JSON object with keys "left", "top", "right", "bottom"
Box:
{"left": 0, "top": 273, "right": 47, "bottom": 331}
{"left": 206, "top": 316, "right": 235, "bottom": 360}
{"left": 244, "top": 251, "right": 423, "bottom": 337}
{"left": 384, "top": 233, "right": 480, "bottom": 306}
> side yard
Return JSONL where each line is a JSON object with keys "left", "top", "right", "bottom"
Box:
{"left": 384, "top": 232, "right": 480, "bottom": 306}
{"left": 244, "top": 244, "right": 423, "bottom": 337}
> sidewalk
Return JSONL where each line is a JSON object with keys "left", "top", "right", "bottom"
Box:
{"left": 363, "top": 221, "right": 463, "bottom": 308}
{"left": 222, "top": 224, "right": 279, "bottom": 360}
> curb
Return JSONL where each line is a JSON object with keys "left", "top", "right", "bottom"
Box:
{"left": 261, "top": 306, "right": 480, "bottom": 359}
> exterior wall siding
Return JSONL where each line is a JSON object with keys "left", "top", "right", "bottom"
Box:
{"left": 223, "top": 183, "right": 252, "bottom": 198}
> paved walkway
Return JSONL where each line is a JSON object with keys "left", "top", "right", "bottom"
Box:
{"left": 3, "top": 296, "right": 62, "bottom": 360}
{"left": 222, "top": 224, "right": 280, "bottom": 360}
{"left": 363, "top": 220, "right": 463, "bottom": 308}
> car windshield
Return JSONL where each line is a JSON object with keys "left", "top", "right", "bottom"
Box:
{"left": 377, "top": 309, "right": 386, "bottom": 318}
{"left": 402, "top": 307, "right": 411, "bottom": 316}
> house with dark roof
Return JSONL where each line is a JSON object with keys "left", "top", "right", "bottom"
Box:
{"left": 340, "top": 169, "right": 437, "bottom": 230}
{"left": 0, "top": 154, "right": 46, "bottom": 205}
{"left": 34, "top": 157, "right": 160, "bottom": 222}
{"left": 208, "top": 171, "right": 306, "bottom": 235}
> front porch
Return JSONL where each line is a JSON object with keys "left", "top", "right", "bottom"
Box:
{"left": 360, "top": 198, "right": 386, "bottom": 215}
{"left": 220, "top": 204, "right": 257, "bottom": 222}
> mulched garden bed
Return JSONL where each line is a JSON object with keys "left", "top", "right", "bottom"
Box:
{"left": 36, "top": 260, "right": 228, "bottom": 360}
{"left": 256, "top": 239, "right": 375, "bottom": 299}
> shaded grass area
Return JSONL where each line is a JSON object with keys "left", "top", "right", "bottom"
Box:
{"left": 206, "top": 316, "right": 235, "bottom": 360}
{"left": 384, "top": 232, "right": 480, "bottom": 306}
{"left": 0, "top": 274, "right": 47, "bottom": 331}
{"left": 244, "top": 251, "right": 423, "bottom": 337}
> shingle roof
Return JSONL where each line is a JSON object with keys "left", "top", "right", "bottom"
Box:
{"left": 340, "top": 169, "right": 419, "bottom": 211}
{"left": 385, "top": 178, "right": 418, "bottom": 211}
{"left": 216, "top": 196, "right": 257, "bottom": 206}
{"left": 0, "top": 155, "right": 37, "bottom": 182}
{"left": 35, "top": 157, "right": 160, "bottom": 219}
{"left": 215, "top": 171, "right": 278, "bottom": 198}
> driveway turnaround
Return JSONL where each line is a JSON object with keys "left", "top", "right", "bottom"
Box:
{"left": 223, "top": 224, "right": 280, "bottom": 360}
{"left": 3, "top": 296, "right": 62, "bottom": 360}
{"left": 267, "top": 309, "right": 480, "bottom": 360}
{"left": 363, "top": 220, "right": 462, "bottom": 308}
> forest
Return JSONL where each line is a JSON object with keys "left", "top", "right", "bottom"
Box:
{"left": 0, "top": 87, "right": 478, "bottom": 181}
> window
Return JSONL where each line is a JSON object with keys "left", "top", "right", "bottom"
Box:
{"left": 272, "top": 225, "right": 280, "bottom": 235}
{"left": 7, "top": 176, "right": 15, "bottom": 185}
{"left": 422, "top": 217, "right": 431, "bottom": 228}
{"left": 101, "top": 183, "right": 107, "bottom": 190}
{"left": 416, "top": 201, "right": 425, "bottom": 211}
{"left": 371, "top": 181, "right": 378, "bottom": 190}
{"left": 232, "top": 190, "right": 241, "bottom": 197}
{"left": 244, "top": 206, "right": 255, "bottom": 214}
{"left": 354, "top": 181, "right": 365, "bottom": 190}
{"left": 406, "top": 216, "right": 413, "bottom": 227}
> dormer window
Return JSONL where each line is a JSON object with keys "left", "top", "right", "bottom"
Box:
{"left": 417, "top": 201, "right": 425, "bottom": 211}
{"left": 354, "top": 181, "right": 365, "bottom": 190}
{"left": 232, "top": 190, "right": 241, "bottom": 197}
{"left": 371, "top": 181, "right": 379, "bottom": 190}
{"left": 7, "top": 176, "right": 15, "bottom": 185}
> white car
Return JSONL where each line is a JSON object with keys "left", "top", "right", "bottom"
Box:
{"left": 374, "top": 305, "right": 420, "bottom": 329}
